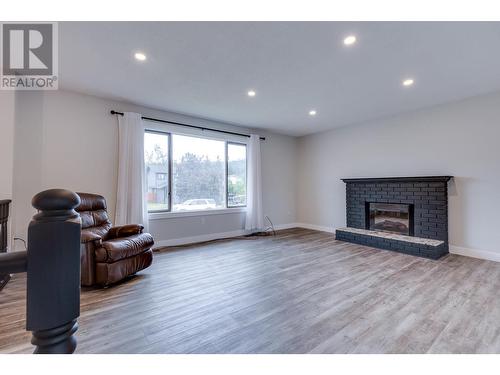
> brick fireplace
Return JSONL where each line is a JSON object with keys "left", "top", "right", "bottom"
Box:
{"left": 335, "top": 176, "right": 452, "bottom": 259}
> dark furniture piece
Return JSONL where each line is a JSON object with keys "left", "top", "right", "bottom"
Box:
{"left": 0, "top": 199, "right": 11, "bottom": 291}
{"left": 0, "top": 189, "right": 81, "bottom": 353}
{"left": 76, "top": 193, "right": 154, "bottom": 287}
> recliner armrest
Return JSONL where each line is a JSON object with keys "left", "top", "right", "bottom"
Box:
{"left": 105, "top": 224, "right": 144, "bottom": 240}
{"left": 81, "top": 231, "right": 102, "bottom": 244}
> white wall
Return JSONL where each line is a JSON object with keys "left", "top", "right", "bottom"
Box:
{"left": 11, "top": 92, "right": 45, "bottom": 251}
{"left": 297, "top": 91, "right": 500, "bottom": 260}
{"left": 10, "top": 89, "right": 297, "bottom": 248}
{"left": 0, "top": 92, "right": 15, "bottom": 200}
{"left": 0, "top": 92, "right": 16, "bottom": 252}
{"left": 261, "top": 130, "right": 297, "bottom": 226}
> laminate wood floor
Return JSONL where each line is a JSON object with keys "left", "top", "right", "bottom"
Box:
{"left": 2, "top": 228, "right": 500, "bottom": 354}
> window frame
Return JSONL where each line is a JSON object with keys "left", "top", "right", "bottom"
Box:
{"left": 144, "top": 129, "right": 172, "bottom": 213}
{"left": 144, "top": 125, "right": 248, "bottom": 215}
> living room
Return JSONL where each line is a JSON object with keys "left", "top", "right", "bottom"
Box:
{"left": 2, "top": 1, "right": 500, "bottom": 373}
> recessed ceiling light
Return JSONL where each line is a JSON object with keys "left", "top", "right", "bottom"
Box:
{"left": 247, "top": 90, "right": 256, "bottom": 97}
{"left": 134, "top": 52, "right": 147, "bottom": 61}
{"left": 402, "top": 78, "right": 414, "bottom": 87}
{"left": 309, "top": 110, "right": 317, "bottom": 116}
{"left": 343, "top": 35, "right": 357, "bottom": 46}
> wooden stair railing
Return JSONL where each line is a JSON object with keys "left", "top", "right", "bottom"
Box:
{"left": 0, "top": 189, "right": 81, "bottom": 354}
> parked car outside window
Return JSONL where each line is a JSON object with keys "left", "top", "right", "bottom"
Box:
{"left": 174, "top": 199, "right": 217, "bottom": 211}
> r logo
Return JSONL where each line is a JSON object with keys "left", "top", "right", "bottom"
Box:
{"left": 2, "top": 23, "right": 53, "bottom": 76}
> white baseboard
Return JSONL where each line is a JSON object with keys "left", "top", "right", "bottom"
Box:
{"left": 153, "top": 229, "right": 249, "bottom": 248}
{"left": 449, "top": 245, "right": 500, "bottom": 263}
{"left": 295, "top": 222, "right": 335, "bottom": 233}
{"left": 273, "top": 223, "right": 300, "bottom": 231}
{"left": 152, "top": 223, "right": 337, "bottom": 249}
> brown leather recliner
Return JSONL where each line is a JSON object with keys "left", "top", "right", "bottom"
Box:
{"left": 76, "top": 192, "right": 154, "bottom": 287}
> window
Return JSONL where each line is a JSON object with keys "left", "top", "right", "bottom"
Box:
{"left": 144, "top": 129, "right": 247, "bottom": 213}
{"left": 144, "top": 131, "right": 170, "bottom": 212}
{"left": 227, "top": 143, "right": 247, "bottom": 207}
{"left": 172, "top": 134, "right": 225, "bottom": 211}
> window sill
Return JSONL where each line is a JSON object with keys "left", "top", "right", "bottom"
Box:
{"left": 149, "top": 207, "right": 246, "bottom": 220}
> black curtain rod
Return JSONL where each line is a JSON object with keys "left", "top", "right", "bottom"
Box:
{"left": 110, "top": 110, "right": 265, "bottom": 140}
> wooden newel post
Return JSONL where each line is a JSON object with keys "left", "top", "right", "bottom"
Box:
{"left": 27, "top": 189, "right": 81, "bottom": 354}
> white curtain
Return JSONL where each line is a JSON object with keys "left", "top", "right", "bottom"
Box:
{"left": 115, "top": 112, "right": 149, "bottom": 231}
{"left": 245, "top": 134, "right": 264, "bottom": 232}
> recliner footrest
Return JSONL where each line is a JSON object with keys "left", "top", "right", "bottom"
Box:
{"left": 95, "top": 249, "right": 153, "bottom": 286}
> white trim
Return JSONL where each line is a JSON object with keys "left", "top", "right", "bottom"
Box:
{"left": 149, "top": 207, "right": 246, "bottom": 220}
{"left": 295, "top": 222, "right": 335, "bottom": 233}
{"left": 153, "top": 229, "right": 249, "bottom": 248}
{"left": 273, "top": 223, "right": 300, "bottom": 231}
{"left": 153, "top": 222, "right": 299, "bottom": 248}
{"left": 450, "top": 245, "right": 500, "bottom": 263}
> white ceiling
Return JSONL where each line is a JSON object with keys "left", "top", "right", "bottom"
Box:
{"left": 60, "top": 22, "right": 500, "bottom": 136}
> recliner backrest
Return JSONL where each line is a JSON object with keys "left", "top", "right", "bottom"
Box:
{"left": 76, "top": 192, "right": 112, "bottom": 237}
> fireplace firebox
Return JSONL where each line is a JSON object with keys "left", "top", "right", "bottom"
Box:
{"left": 365, "top": 202, "right": 414, "bottom": 236}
